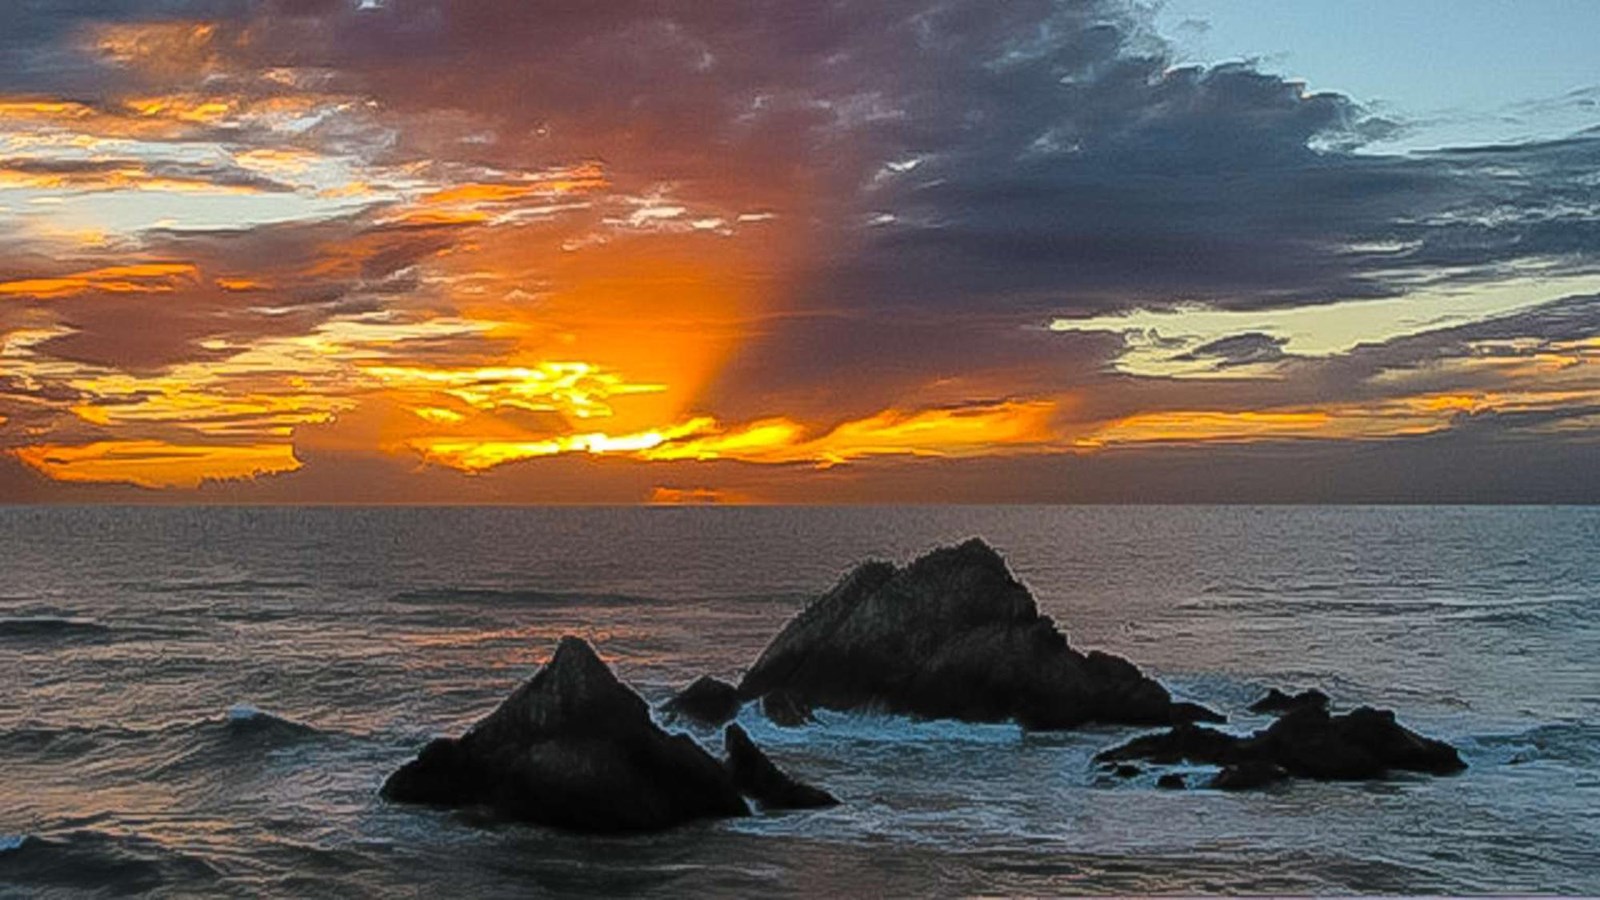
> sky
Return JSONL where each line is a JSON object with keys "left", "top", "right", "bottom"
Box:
{"left": 0, "top": 0, "right": 1597, "bottom": 504}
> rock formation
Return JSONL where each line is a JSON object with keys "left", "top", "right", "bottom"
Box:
{"left": 662, "top": 675, "right": 742, "bottom": 727}
{"left": 382, "top": 637, "right": 749, "bottom": 832}
{"left": 723, "top": 724, "right": 838, "bottom": 810}
{"left": 1248, "top": 687, "right": 1330, "bottom": 717}
{"left": 738, "top": 538, "right": 1221, "bottom": 730}
{"left": 1097, "top": 704, "right": 1466, "bottom": 786}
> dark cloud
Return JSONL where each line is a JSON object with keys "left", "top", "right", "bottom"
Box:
{"left": 1173, "top": 331, "right": 1289, "bottom": 368}
{"left": 0, "top": 0, "right": 247, "bottom": 91}
{"left": 0, "top": 157, "right": 296, "bottom": 193}
{"left": 4, "top": 0, "right": 1598, "bottom": 500}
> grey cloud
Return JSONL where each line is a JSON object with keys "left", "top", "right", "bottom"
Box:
{"left": 1172, "top": 331, "right": 1288, "bottom": 368}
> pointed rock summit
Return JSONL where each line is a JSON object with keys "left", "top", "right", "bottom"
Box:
{"left": 662, "top": 675, "right": 743, "bottom": 727}
{"left": 382, "top": 636, "right": 749, "bottom": 832}
{"left": 738, "top": 538, "right": 1220, "bottom": 729}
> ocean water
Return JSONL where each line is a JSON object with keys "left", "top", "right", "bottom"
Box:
{"left": 1, "top": 505, "right": 1597, "bottom": 897}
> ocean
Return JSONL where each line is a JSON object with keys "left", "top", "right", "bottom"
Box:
{"left": 2, "top": 505, "right": 1597, "bottom": 896}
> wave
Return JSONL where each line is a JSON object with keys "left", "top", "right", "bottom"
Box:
{"left": 0, "top": 614, "right": 201, "bottom": 645}
{"left": 1173, "top": 593, "right": 1576, "bottom": 627}
{"left": 0, "top": 724, "right": 151, "bottom": 764}
{"left": 1468, "top": 721, "right": 1600, "bottom": 767}
{"left": 0, "top": 830, "right": 220, "bottom": 894}
{"left": 118, "top": 576, "right": 314, "bottom": 594}
{"left": 220, "top": 704, "right": 322, "bottom": 742}
{"left": 0, "top": 615, "right": 113, "bottom": 641}
{"left": 142, "top": 707, "right": 331, "bottom": 781}
{"left": 1, "top": 708, "right": 331, "bottom": 781}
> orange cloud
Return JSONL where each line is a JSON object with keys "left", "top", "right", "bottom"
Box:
{"left": 362, "top": 362, "right": 666, "bottom": 419}
{"left": 0, "top": 263, "right": 199, "bottom": 299}
{"left": 648, "top": 486, "right": 751, "bottom": 505}
{"left": 214, "top": 277, "right": 270, "bottom": 292}
{"left": 88, "top": 22, "right": 225, "bottom": 79}
{"left": 12, "top": 440, "right": 299, "bottom": 489}
{"left": 408, "top": 399, "right": 1061, "bottom": 473}
{"left": 1081, "top": 388, "right": 1600, "bottom": 447}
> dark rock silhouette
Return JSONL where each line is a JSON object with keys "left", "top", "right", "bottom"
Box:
{"left": 761, "top": 691, "right": 817, "bottom": 727}
{"left": 723, "top": 724, "right": 838, "bottom": 810}
{"left": 1172, "top": 701, "right": 1228, "bottom": 724}
{"left": 1113, "top": 764, "right": 1142, "bottom": 778}
{"left": 738, "top": 538, "right": 1221, "bottom": 730}
{"left": 662, "top": 675, "right": 742, "bottom": 727}
{"left": 382, "top": 636, "right": 749, "bottom": 832}
{"left": 1097, "top": 705, "right": 1466, "bottom": 785}
{"left": 1248, "top": 687, "right": 1330, "bottom": 717}
{"left": 1098, "top": 722, "right": 1243, "bottom": 766}
{"left": 1209, "top": 761, "right": 1288, "bottom": 791}
{"left": 1156, "top": 773, "right": 1186, "bottom": 789}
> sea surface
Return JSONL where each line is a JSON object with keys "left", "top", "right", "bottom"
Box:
{"left": 1, "top": 505, "right": 1597, "bottom": 897}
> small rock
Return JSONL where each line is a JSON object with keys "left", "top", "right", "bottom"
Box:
{"left": 1248, "top": 688, "right": 1330, "bottom": 717}
{"left": 724, "top": 724, "right": 838, "bottom": 810}
{"left": 1156, "top": 773, "right": 1186, "bottom": 790}
{"left": 662, "top": 675, "right": 742, "bottom": 727}
{"left": 1113, "top": 764, "right": 1142, "bottom": 778}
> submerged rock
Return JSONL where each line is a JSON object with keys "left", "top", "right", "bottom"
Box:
{"left": 1097, "top": 704, "right": 1466, "bottom": 786}
{"left": 738, "top": 538, "right": 1220, "bottom": 730}
{"left": 723, "top": 724, "right": 838, "bottom": 810}
{"left": 1248, "top": 688, "right": 1330, "bottom": 717}
{"left": 662, "top": 676, "right": 742, "bottom": 727}
{"left": 381, "top": 636, "right": 748, "bottom": 832}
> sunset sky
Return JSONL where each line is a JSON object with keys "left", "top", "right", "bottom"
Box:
{"left": 2, "top": 0, "right": 1597, "bottom": 503}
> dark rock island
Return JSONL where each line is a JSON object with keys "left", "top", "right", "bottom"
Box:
{"left": 737, "top": 538, "right": 1221, "bottom": 730}
{"left": 1097, "top": 701, "right": 1466, "bottom": 787}
{"left": 383, "top": 637, "right": 830, "bottom": 832}
{"left": 662, "top": 675, "right": 743, "bottom": 727}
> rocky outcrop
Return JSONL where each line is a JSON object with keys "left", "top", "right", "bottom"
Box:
{"left": 1096, "top": 704, "right": 1466, "bottom": 787}
{"left": 723, "top": 724, "right": 838, "bottom": 810}
{"left": 1248, "top": 688, "right": 1330, "bottom": 717}
{"left": 382, "top": 637, "right": 749, "bottom": 832}
{"left": 662, "top": 676, "right": 742, "bottom": 727}
{"left": 738, "top": 538, "right": 1220, "bottom": 730}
